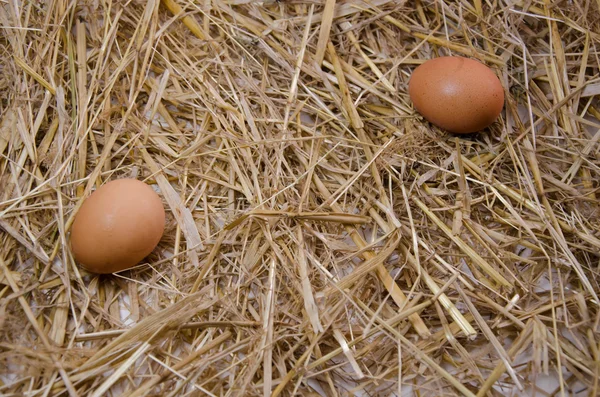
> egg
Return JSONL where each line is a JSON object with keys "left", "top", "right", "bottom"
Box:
{"left": 70, "top": 178, "right": 166, "bottom": 274}
{"left": 408, "top": 56, "right": 504, "bottom": 134}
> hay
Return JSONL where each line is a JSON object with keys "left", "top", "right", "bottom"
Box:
{"left": 0, "top": 0, "right": 599, "bottom": 395}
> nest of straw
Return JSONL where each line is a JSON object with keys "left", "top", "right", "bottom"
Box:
{"left": 1, "top": 0, "right": 599, "bottom": 395}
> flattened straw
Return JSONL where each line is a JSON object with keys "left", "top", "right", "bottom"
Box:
{"left": 49, "top": 289, "right": 68, "bottom": 346}
{"left": 314, "top": 0, "right": 336, "bottom": 65}
{"left": 326, "top": 42, "right": 364, "bottom": 130}
{"left": 161, "top": 0, "right": 207, "bottom": 40}
{"left": 296, "top": 227, "right": 324, "bottom": 334}
{"left": 262, "top": 259, "right": 276, "bottom": 397}
{"left": 75, "top": 19, "right": 88, "bottom": 198}
{"left": 332, "top": 328, "right": 364, "bottom": 379}
{"left": 283, "top": 4, "right": 313, "bottom": 132}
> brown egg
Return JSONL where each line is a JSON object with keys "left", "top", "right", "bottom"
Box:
{"left": 408, "top": 56, "right": 504, "bottom": 134}
{"left": 70, "top": 179, "right": 165, "bottom": 274}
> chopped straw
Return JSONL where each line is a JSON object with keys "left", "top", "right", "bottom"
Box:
{"left": 1, "top": 0, "right": 599, "bottom": 396}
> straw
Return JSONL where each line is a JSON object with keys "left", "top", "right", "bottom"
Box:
{"left": 1, "top": 0, "right": 599, "bottom": 395}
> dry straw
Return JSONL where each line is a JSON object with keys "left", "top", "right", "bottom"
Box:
{"left": 1, "top": 0, "right": 599, "bottom": 395}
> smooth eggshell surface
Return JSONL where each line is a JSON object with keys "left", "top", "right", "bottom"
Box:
{"left": 409, "top": 56, "right": 504, "bottom": 134}
{"left": 70, "top": 179, "right": 165, "bottom": 274}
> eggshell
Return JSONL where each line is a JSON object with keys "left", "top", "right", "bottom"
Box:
{"left": 408, "top": 56, "right": 504, "bottom": 134}
{"left": 70, "top": 179, "right": 165, "bottom": 274}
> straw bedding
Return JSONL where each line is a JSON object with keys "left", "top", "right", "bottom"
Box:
{"left": 0, "top": 0, "right": 599, "bottom": 395}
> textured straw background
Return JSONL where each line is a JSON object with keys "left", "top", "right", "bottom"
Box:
{"left": 1, "top": 0, "right": 599, "bottom": 396}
